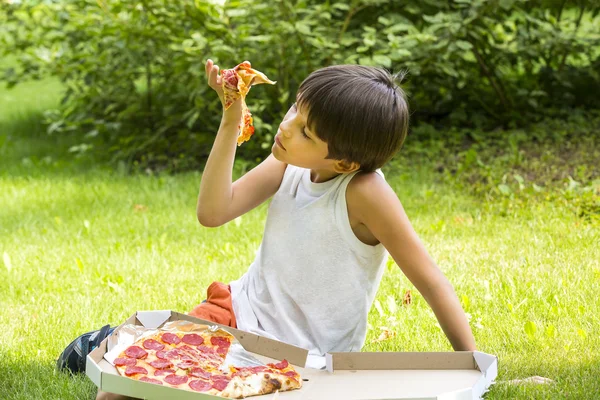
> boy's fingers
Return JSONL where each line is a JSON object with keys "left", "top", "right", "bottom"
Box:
{"left": 208, "top": 66, "right": 216, "bottom": 87}
{"left": 211, "top": 65, "right": 220, "bottom": 88}
{"left": 205, "top": 59, "right": 213, "bottom": 79}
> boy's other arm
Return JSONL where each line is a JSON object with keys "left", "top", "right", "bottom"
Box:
{"left": 347, "top": 173, "right": 476, "bottom": 351}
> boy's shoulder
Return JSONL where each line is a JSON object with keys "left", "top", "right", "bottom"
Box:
{"left": 348, "top": 170, "right": 390, "bottom": 194}
{"left": 346, "top": 170, "right": 396, "bottom": 220}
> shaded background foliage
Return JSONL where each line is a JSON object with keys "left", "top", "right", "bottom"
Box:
{"left": 1, "top": 0, "right": 599, "bottom": 171}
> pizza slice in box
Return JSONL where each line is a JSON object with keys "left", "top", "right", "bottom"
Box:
{"left": 221, "top": 61, "right": 276, "bottom": 146}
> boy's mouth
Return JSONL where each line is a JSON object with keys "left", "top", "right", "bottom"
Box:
{"left": 275, "top": 135, "right": 287, "bottom": 151}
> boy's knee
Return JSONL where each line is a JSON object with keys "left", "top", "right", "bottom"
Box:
{"left": 96, "top": 390, "right": 138, "bottom": 400}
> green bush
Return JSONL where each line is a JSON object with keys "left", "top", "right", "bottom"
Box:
{"left": 1, "top": 0, "right": 599, "bottom": 170}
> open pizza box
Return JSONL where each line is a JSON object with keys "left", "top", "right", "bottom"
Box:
{"left": 86, "top": 311, "right": 497, "bottom": 400}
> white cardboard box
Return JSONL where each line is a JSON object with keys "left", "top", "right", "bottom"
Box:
{"left": 86, "top": 311, "right": 497, "bottom": 400}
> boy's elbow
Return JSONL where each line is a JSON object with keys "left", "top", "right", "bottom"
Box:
{"left": 196, "top": 211, "right": 223, "bottom": 228}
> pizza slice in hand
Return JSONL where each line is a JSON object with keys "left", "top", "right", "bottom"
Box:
{"left": 221, "top": 61, "right": 276, "bottom": 146}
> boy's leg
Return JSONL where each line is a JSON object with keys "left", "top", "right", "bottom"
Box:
{"left": 96, "top": 390, "right": 137, "bottom": 400}
{"left": 188, "top": 281, "right": 237, "bottom": 328}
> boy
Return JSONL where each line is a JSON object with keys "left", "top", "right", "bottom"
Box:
{"left": 85, "top": 59, "right": 475, "bottom": 399}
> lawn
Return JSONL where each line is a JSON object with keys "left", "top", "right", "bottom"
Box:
{"left": 1, "top": 77, "right": 599, "bottom": 399}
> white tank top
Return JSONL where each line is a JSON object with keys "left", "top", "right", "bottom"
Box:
{"left": 229, "top": 165, "right": 388, "bottom": 368}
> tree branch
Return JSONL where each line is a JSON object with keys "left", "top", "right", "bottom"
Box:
{"left": 468, "top": 38, "right": 511, "bottom": 112}
{"left": 324, "top": 3, "right": 369, "bottom": 65}
{"left": 558, "top": 3, "right": 586, "bottom": 71}
{"left": 279, "top": 0, "right": 313, "bottom": 71}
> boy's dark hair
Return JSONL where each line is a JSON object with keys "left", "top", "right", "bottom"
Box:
{"left": 297, "top": 64, "right": 409, "bottom": 172}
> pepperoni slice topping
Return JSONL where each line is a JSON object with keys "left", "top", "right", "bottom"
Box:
{"left": 216, "top": 345, "right": 230, "bottom": 357}
{"left": 161, "top": 333, "right": 181, "bottom": 345}
{"left": 189, "top": 367, "right": 211, "bottom": 379}
{"left": 149, "top": 359, "right": 173, "bottom": 369}
{"left": 268, "top": 359, "right": 289, "bottom": 370}
{"left": 139, "top": 377, "right": 163, "bottom": 385}
{"left": 124, "top": 346, "right": 148, "bottom": 359}
{"left": 164, "top": 374, "right": 188, "bottom": 386}
{"left": 284, "top": 370, "right": 298, "bottom": 377}
{"left": 143, "top": 339, "right": 165, "bottom": 351}
{"left": 155, "top": 350, "right": 168, "bottom": 359}
{"left": 154, "top": 368, "right": 175, "bottom": 376}
{"left": 176, "top": 360, "right": 196, "bottom": 369}
{"left": 179, "top": 345, "right": 201, "bottom": 358}
{"left": 210, "top": 336, "right": 230, "bottom": 347}
{"left": 196, "top": 345, "right": 219, "bottom": 358}
{"left": 165, "top": 349, "right": 182, "bottom": 360}
{"left": 189, "top": 379, "right": 212, "bottom": 392}
{"left": 232, "top": 365, "right": 270, "bottom": 378}
{"left": 210, "top": 375, "right": 231, "bottom": 391}
{"left": 114, "top": 357, "right": 137, "bottom": 367}
{"left": 124, "top": 365, "right": 148, "bottom": 376}
{"left": 182, "top": 333, "right": 204, "bottom": 346}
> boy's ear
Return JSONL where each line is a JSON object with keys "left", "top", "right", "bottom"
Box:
{"left": 333, "top": 159, "right": 361, "bottom": 173}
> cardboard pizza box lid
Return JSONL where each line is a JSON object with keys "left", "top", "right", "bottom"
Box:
{"left": 86, "top": 310, "right": 497, "bottom": 400}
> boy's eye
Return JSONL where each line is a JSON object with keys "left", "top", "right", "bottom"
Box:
{"left": 292, "top": 103, "right": 310, "bottom": 139}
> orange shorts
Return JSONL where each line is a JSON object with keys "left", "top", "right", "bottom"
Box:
{"left": 188, "top": 281, "right": 237, "bottom": 328}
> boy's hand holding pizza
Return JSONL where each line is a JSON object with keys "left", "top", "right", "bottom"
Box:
{"left": 205, "top": 59, "right": 275, "bottom": 146}
{"left": 205, "top": 59, "right": 243, "bottom": 123}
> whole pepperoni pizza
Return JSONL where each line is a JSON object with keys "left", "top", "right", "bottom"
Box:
{"left": 221, "top": 61, "right": 276, "bottom": 146}
{"left": 113, "top": 327, "right": 302, "bottom": 398}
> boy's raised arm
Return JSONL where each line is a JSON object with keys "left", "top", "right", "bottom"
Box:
{"left": 197, "top": 60, "right": 286, "bottom": 227}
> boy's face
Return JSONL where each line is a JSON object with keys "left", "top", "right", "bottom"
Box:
{"left": 272, "top": 102, "right": 335, "bottom": 171}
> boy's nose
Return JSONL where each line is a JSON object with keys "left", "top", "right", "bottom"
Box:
{"left": 280, "top": 127, "right": 292, "bottom": 139}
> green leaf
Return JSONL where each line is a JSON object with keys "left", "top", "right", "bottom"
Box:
{"left": 226, "top": 9, "right": 248, "bottom": 17}
{"left": 455, "top": 40, "right": 472, "bottom": 50}
{"left": 332, "top": 3, "right": 350, "bottom": 10}
{"left": 3, "top": 252, "right": 11, "bottom": 273}
{"left": 187, "top": 110, "right": 200, "bottom": 129}
{"left": 378, "top": 16, "right": 392, "bottom": 26}
{"left": 359, "top": 57, "right": 374, "bottom": 66}
{"left": 386, "top": 295, "right": 398, "bottom": 313}
{"left": 545, "top": 325, "right": 557, "bottom": 339}
{"left": 363, "top": 37, "right": 376, "bottom": 47}
{"left": 461, "top": 294, "right": 470, "bottom": 309}
{"left": 390, "top": 49, "right": 412, "bottom": 60}
{"left": 243, "top": 35, "right": 272, "bottom": 43}
{"left": 525, "top": 321, "right": 537, "bottom": 338}
{"left": 295, "top": 22, "right": 312, "bottom": 36}
{"left": 374, "top": 299, "right": 385, "bottom": 317}
{"left": 372, "top": 55, "right": 392, "bottom": 68}
{"left": 423, "top": 13, "right": 444, "bottom": 24}
{"left": 76, "top": 258, "right": 84, "bottom": 273}
{"left": 386, "top": 23, "right": 413, "bottom": 33}
{"left": 498, "top": 184, "right": 511, "bottom": 196}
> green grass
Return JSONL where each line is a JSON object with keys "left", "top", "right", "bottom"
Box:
{"left": 1, "top": 77, "right": 599, "bottom": 399}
